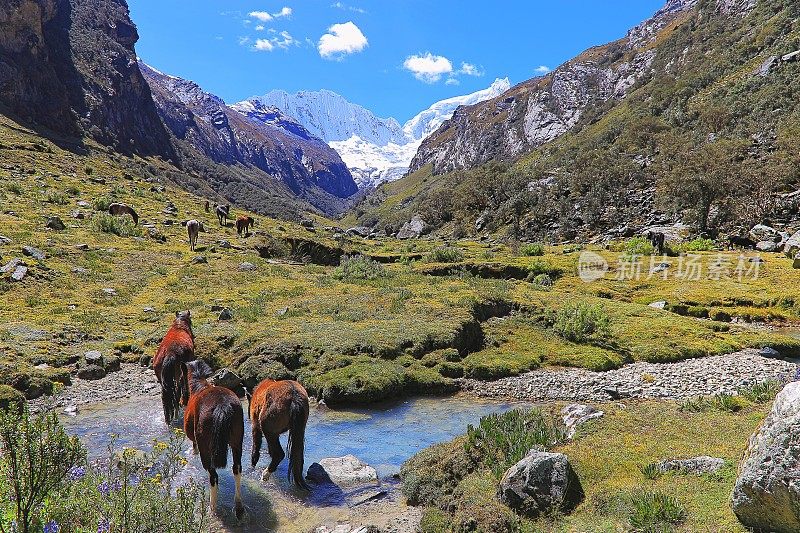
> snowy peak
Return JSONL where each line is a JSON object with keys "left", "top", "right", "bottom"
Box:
{"left": 402, "top": 78, "right": 512, "bottom": 141}
{"left": 242, "top": 89, "right": 406, "bottom": 146}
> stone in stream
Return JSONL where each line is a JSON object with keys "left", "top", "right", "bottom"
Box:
{"left": 759, "top": 347, "right": 781, "bottom": 359}
{"left": 733, "top": 381, "right": 800, "bottom": 531}
{"left": 497, "top": 450, "right": 583, "bottom": 518}
{"left": 209, "top": 368, "right": 242, "bottom": 390}
{"left": 306, "top": 455, "right": 378, "bottom": 486}
{"left": 561, "top": 404, "right": 604, "bottom": 439}
{"left": 657, "top": 456, "right": 725, "bottom": 475}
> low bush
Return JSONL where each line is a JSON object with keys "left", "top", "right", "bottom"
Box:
{"left": 520, "top": 243, "right": 545, "bottom": 256}
{"left": 552, "top": 302, "right": 611, "bottom": 343}
{"left": 622, "top": 237, "right": 655, "bottom": 257}
{"left": 675, "top": 238, "right": 715, "bottom": 253}
{"left": 640, "top": 463, "right": 662, "bottom": 480}
{"left": 92, "top": 196, "right": 113, "bottom": 211}
{"left": 628, "top": 489, "right": 686, "bottom": 531}
{"left": 332, "top": 255, "right": 387, "bottom": 281}
{"left": 92, "top": 213, "right": 142, "bottom": 237}
{"left": 427, "top": 246, "right": 464, "bottom": 263}
{"left": 738, "top": 380, "right": 783, "bottom": 404}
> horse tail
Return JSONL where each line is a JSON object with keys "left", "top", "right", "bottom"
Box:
{"left": 130, "top": 208, "right": 139, "bottom": 226}
{"left": 211, "top": 403, "right": 233, "bottom": 469}
{"left": 161, "top": 356, "right": 179, "bottom": 425}
{"left": 286, "top": 385, "right": 309, "bottom": 489}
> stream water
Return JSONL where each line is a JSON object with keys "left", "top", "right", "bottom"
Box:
{"left": 60, "top": 394, "right": 532, "bottom": 532}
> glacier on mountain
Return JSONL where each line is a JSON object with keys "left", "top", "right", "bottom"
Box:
{"left": 237, "top": 78, "right": 511, "bottom": 188}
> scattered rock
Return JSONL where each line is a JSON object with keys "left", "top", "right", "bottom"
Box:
{"left": 784, "top": 231, "right": 800, "bottom": 258}
{"left": 733, "top": 382, "right": 800, "bottom": 531}
{"left": 10, "top": 265, "right": 27, "bottom": 281}
{"left": 561, "top": 404, "right": 604, "bottom": 439}
{"left": 147, "top": 228, "right": 167, "bottom": 242}
{"left": 71, "top": 267, "right": 89, "bottom": 275}
{"left": 191, "top": 256, "right": 208, "bottom": 265}
{"left": 1, "top": 258, "right": 23, "bottom": 274}
{"left": 648, "top": 300, "right": 667, "bottom": 310}
{"left": 300, "top": 219, "right": 315, "bottom": 229}
{"left": 77, "top": 364, "right": 106, "bottom": 380}
{"left": 650, "top": 262, "right": 670, "bottom": 273}
{"left": 63, "top": 404, "right": 78, "bottom": 416}
{"left": 22, "top": 246, "right": 45, "bottom": 260}
{"left": 209, "top": 368, "right": 242, "bottom": 390}
{"left": 239, "top": 262, "right": 257, "bottom": 271}
{"left": 754, "top": 55, "right": 777, "bottom": 77}
{"left": 793, "top": 254, "right": 800, "bottom": 269}
{"left": 84, "top": 350, "right": 104, "bottom": 366}
{"left": 276, "top": 307, "right": 289, "bottom": 316}
{"left": 497, "top": 450, "right": 583, "bottom": 518}
{"left": 346, "top": 226, "right": 371, "bottom": 238}
{"left": 0, "top": 235, "right": 12, "bottom": 245}
{"left": 657, "top": 456, "right": 725, "bottom": 475}
{"left": 749, "top": 224, "right": 779, "bottom": 242}
{"left": 307, "top": 455, "right": 379, "bottom": 486}
{"left": 218, "top": 240, "right": 232, "bottom": 249}
{"left": 756, "top": 240, "right": 777, "bottom": 252}
{"left": 210, "top": 304, "right": 224, "bottom": 312}
{"left": 143, "top": 307, "right": 156, "bottom": 313}
{"left": 396, "top": 215, "right": 428, "bottom": 240}
{"left": 75, "top": 244, "right": 90, "bottom": 251}
{"left": 782, "top": 50, "right": 800, "bottom": 62}
{"left": 218, "top": 308, "right": 233, "bottom": 321}
{"left": 70, "top": 210, "right": 85, "bottom": 220}
{"left": 759, "top": 347, "right": 781, "bottom": 359}
{"left": 76, "top": 200, "right": 91, "bottom": 208}
{"left": 102, "top": 288, "right": 117, "bottom": 297}
{"left": 45, "top": 216, "right": 65, "bottom": 230}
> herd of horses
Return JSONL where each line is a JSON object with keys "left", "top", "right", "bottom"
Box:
{"left": 152, "top": 311, "right": 309, "bottom": 519}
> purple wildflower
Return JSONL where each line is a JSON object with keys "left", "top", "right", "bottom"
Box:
{"left": 97, "top": 480, "right": 111, "bottom": 498}
{"left": 68, "top": 466, "right": 86, "bottom": 481}
{"left": 128, "top": 474, "right": 140, "bottom": 486}
{"left": 97, "top": 518, "right": 110, "bottom": 533}
{"left": 43, "top": 520, "right": 59, "bottom": 533}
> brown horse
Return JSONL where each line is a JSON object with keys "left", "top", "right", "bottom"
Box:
{"left": 152, "top": 311, "right": 196, "bottom": 425}
{"left": 204, "top": 200, "right": 210, "bottom": 213}
{"left": 108, "top": 203, "right": 139, "bottom": 225}
{"left": 236, "top": 216, "right": 254, "bottom": 236}
{"left": 181, "top": 359, "right": 245, "bottom": 519}
{"left": 216, "top": 204, "right": 230, "bottom": 226}
{"left": 247, "top": 379, "right": 310, "bottom": 489}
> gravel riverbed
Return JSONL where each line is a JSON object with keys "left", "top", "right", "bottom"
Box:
{"left": 458, "top": 349, "right": 798, "bottom": 402}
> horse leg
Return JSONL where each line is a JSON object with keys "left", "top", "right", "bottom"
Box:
{"left": 208, "top": 468, "right": 219, "bottom": 512}
{"left": 262, "top": 432, "right": 285, "bottom": 482}
{"left": 251, "top": 422, "right": 263, "bottom": 468}
{"left": 231, "top": 436, "right": 244, "bottom": 519}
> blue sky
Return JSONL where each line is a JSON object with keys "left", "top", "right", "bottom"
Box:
{"left": 129, "top": 0, "right": 666, "bottom": 122}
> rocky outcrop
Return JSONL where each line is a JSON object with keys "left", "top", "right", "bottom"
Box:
{"left": 497, "top": 450, "right": 583, "bottom": 518}
{"left": 657, "top": 456, "right": 725, "bottom": 475}
{"left": 140, "top": 62, "right": 358, "bottom": 209}
{"left": 732, "top": 381, "right": 800, "bottom": 532}
{"left": 0, "top": 0, "right": 173, "bottom": 157}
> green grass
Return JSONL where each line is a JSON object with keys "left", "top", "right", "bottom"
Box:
{"left": 628, "top": 489, "right": 687, "bottom": 531}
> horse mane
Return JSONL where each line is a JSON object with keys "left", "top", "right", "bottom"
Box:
{"left": 183, "top": 359, "right": 214, "bottom": 398}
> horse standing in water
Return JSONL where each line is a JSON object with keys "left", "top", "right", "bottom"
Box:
{"left": 247, "top": 379, "right": 310, "bottom": 489}
{"left": 152, "top": 311, "right": 196, "bottom": 425}
{"left": 181, "top": 359, "right": 245, "bottom": 519}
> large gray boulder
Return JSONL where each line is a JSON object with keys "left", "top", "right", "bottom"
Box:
{"left": 756, "top": 240, "right": 777, "bottom": 253}
{"left": 784, "top": 231, "right": 800, "bottom": 258}
{"left": 732, "top": 382, "right": 800, "bottom": 532}
{"left": 396, "top": 215, "right": 428, "bottom": 240}
{"left": 497, "top": 450, "right": 583, "bottom": 518}
{"left": 657, "top": 456, "right": 725, "bottom": 475}
{"left": 749, "top": 224, "right": 779, "bottom": 242}
{"left": 307, "top": 455, "right": 378, "bottom": 486}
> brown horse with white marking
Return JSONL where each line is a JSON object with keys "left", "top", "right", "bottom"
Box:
{"left": 247, "top": 379, "right": 310, "bottom": 489}
{"left": 236, "top": 216, "right": 254, "bottom": 236}
{"left": 152, "top": 311, "right": 196, "bottom": 425}
{"left": 181, "top": 359, "right": 245, "bottom": 518}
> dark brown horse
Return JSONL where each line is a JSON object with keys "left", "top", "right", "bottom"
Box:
{"left": 216, "top": 204, "right": 230, "bottom": 226}
{"left": 236, "top": 216, "right": 254, "bottom": 236}
{"left": 181, "top": 359, "right": 245, "bottom": 518}
{"left": 108, "top": 203, "right": 139, "bottom": 225}
{"left": 152, "top": 311, "right": 196, "bottom": 425}
{"left": 247, "top": 379, "right": 310, "bottom": 489}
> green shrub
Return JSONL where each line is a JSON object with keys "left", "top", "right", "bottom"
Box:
{"left": 465, "top": 409, "right": 566, "bottom": 478}
{"left": 640, "top": 463, "right": 662, "bottom": 480}
{"left": 6, "top": 182, "right": 23, "bottom": 195}
{"left": 552, "top": 302, "right": 611, "bottom": 343}
{"left": 520, "top": 243, "right": 545, "bottom": 256}
{"left": 628, "top": 489, "right": 686, "bottom": 531}
{"left": 427, "top": 246, "right": 464, "bottom": 263}
{"left": 332, "top": 255, "right": 387, "bottom": 281}
{"left": 622, "top": 237, "right": 655, "bottom": 257}
{"left": 738, "top": 380, "right": 783, "bottom": 404}
{"left": 92, "top": 213, "right": 142, "bottom": 237}
{"left": 92, "top": 196, "right": 113, "bottom": 211}
{"left": 0, "top": 384, "right": 25, "bottom": 412}
{"left": 711, "top": 393, "right": 748, "bottom": 412}
{"left": 528, "top": 272, "right": 554, "bottom": 290}
{"left": 676, "top": 238, "right": 715, "bottom": 252}
{"left": 45, "top": 191, "right": 68, "bottom": 205}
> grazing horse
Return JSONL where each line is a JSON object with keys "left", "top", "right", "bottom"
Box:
{"left": 247, "top": 379, "right": 310, "bottom": 489}
{"left": 236, "top": 216, "right": 254, "bottom": 236}
{"left": 181, "top": 359, "right": 245, "bottom": 519}
{"left": 204, "top": 200, "right": 210, "bottom": 213}
{"left": 216, "top": 205, "right": 230, "bottom": 226}
{"left": 647, "top": 231, "right": 666, "bottom": 255}
{"left": 729, "top": 235, "right": 756, "bottom": 250}
{"left": 108, "top": 203, "right": 139, "bottom": 225}
{"left": 152, "top": 311, "right": 196, "bottom": 425}
{"left": 187, "top": 219, "right": 201, "bottom": 251}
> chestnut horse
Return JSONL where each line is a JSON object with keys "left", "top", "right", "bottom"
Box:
{"left": 108, "top": 203, "right": 139, "bottom": 225}
{"left": 247, "top": 379, "right": 310, "bottom": 489}
{"left": 181, "top": 359, "right": 245, "bottom": 518}
{"left": 152, "top": 310, "right": 196, "bottom": 425}
{"left": 236, "top": 216, "right": 254, "bottom": 236}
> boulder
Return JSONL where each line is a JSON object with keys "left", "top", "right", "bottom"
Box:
{"left": 45, "top": 216, "right": 65, "bottom": 230}
{"left": 782, "top": 50, "right": 800, "bottom": 62}
{"left": 306, "top": 455, "right": 378, "bottom": 486}
{"left": 218, "top": 308, "right": 233, "bottom": 321}
{"left": 77, "top": 364, "right": 106, "bottom": 380}
{"left": 22, "top": 246, "right": 45, "bottom": 260}
{"left": 396, "top": 215, "right": 428, "bottom": 240}
{"left": 784, "top": 231, "right": 800, "bottom": 258}
{"left": 648, "top": 300, "right": 667, "bottom": 310}
{"left": 0, "top": 235, "right": 11, "bottom": 245}
{"left": 561, "top": 404, "right": 604, "bottom": 439}
{"left": 657, "top": 456, "right": 725, "bottom": 475}
{"left": 759, "top": 347, "right": 781, "bottom": 358}
{"left": 209, "top": 368, "right": 242, "bottom": 390}
{"left": 300, "top": 219, "right": 315, "bottom": 229}
{"left": 345, "top": 226, "right": 371, "bottom": 238}
{"left": 749, "top": 224, "right": 779, "bottom": 242}
{"left": 732, "top": 382, "right": 800, "bottom": 531}
{"left": 794, "top": 254, "right": 800, "bottom": 270}
{"left": 10, "top": 265, "right": 27, "bottom": 281}
{"left": 239, "top": 262, "right": 257, "bottom": 271}
{"left": 1, "top": 258, "right": 23, "bottom": 274}
{"left": 84, "top": 350, "right": 104, "bottom": 366}
{"left": 498, "top": 450, "right": 583, "bottom": 518}
{"left": 756, "top": 240, "right": 778, "bottom": 252}
{"left": 191, "top": 256, "right": 208, "bottom": 264}
{"left": 755, "top": 55, "right": 778, "bottom": 77}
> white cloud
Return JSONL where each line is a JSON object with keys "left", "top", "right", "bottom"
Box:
{"left": 274, "top": 7, "right": 292, "bottom": 17}
{"left": 248, "top": 10, "right": 272, "bottom": 22}
{"left": 331, "top": 2, "right": 366, "bottom": 13}
{"left": 274, "top": 31, "right": 297, "bottom": 49}
{"left": 253, "top": 38, "right": 275, "bottom": 51}
{"left": 534, "top": 65, "right": 551, "bottom": 75}
{"left": 255, "top": 25, "right": 265, "bottom": 31}
{"left": 238, "top": 36, "right": 251, "bottom": 45}
{"left": 445, "top": 77, "right": 459, "bottom": 86}
{"left": 318, "top": 21, "right": 368, "bottom": 59}
{"left": 403, "top": 52, "right": 453, "bottom": 83}
{"left": 459, "top": 62, "right": 484, "bottom": 77}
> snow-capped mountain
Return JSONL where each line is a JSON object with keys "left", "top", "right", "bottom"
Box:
{"left": 237, "top": 78, "right": 511, "bottom": 188}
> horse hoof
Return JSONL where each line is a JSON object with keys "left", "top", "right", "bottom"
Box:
{"left": 235, "top": 506, "right": 245, "bottom": 520}
{"left": 261, "top": 470, "right": 271, "bottom": 483}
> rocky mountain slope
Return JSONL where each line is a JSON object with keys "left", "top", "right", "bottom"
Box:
{"left": 141, "top": 63, "right": 357, "bottom": 213}
{"left": 246, "top": 79, "right": 510, "bottom": 188}
{"left": 0, "top": 0, "right": 173, "bottom": 157}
